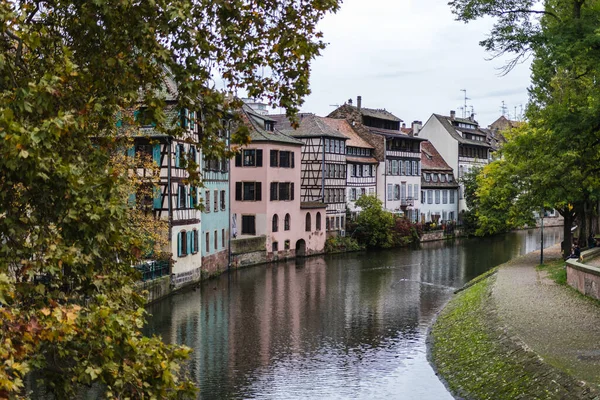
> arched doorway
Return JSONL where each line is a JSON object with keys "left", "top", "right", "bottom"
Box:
{"left": 295, "top": 239, "right": 306, "bottom": 257}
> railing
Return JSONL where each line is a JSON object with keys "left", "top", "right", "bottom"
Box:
{"left": 400, "top": 197, "right": 414, "bottom": 207}
{"left": 135, "top": 260, "right": 170, "bottom": 282}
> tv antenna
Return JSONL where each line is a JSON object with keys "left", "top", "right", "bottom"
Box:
{"left": 460, "top": 89, "right": 470, "bottom": 118}
{"left": 500, "top": 101, "right": 508, "bottom": 117}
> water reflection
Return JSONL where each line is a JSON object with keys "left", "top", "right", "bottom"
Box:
{"left": 145, "top": 227, "right": 562, "bottom": 399}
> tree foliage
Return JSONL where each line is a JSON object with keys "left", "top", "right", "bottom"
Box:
{"left": 450, "top": 0, "right": 600, "bottom": 255}
{"left": 354, "top": 195, "right": 395, "bottom": 248}
{"left": 0, "top": 0, "right": 339, "bottom": 397}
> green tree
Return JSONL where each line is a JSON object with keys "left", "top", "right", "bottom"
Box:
{"left": 354, "top": 195, "right": 395, "bottom": 248}
{"left": 0, "top": 0, "right": 339, "bottom": 397}
{"left": 449, "top": 0, "right": 600, "bottom": 256}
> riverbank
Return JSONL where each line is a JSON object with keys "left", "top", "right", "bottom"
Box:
{"left": 429, "top": 244, "right": 600, "bottom": 399}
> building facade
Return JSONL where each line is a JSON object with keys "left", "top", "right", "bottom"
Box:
{"left": 271, "top": 114, "right": 348, "bottom": 235}
{"left": 416, "top": 111, "right": 491, "bottom": 214}
{"left": 230, "top": 106, "right": 326, "bottom": 264}
{"left": 420, "top": 141, "right": 459, "bottom": 223}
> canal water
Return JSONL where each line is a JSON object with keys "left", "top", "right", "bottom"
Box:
{"left": 145, "top": 227, "right": 562, "bottom": 399}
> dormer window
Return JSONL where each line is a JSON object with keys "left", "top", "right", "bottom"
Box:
{"left": 440, "top": 174, "right": 446, "bottom": 183}
{"left": 265, "top": 121, "right": 274, "bottom": 131}
{"left": 425, "top": 173, "right": 430, "bottom": 182}
{"left": 432, "top": 174, "right": 438, "bottom": 182}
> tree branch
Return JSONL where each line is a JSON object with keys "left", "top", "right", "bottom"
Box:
{"left": 496, "top": 9, "right": 560, "bottom": 20}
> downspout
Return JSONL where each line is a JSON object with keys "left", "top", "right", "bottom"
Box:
{"left": 227, "top": 120, "right": 232, "bottom": 270}
{"left": 321, "top": 136, "right": 325, "bottom": 203}
{"left": 384, "top": 137, "right": 387, "bottom": 210}
{"left": 168, "top": 137, "right": 173, "bottom": 262}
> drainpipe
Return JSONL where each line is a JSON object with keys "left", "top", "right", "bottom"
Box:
{"left": 227, "top": 119, "right": 232, "bottom": 270}
{"left": 384, "top": 137, "right": 387, "bottom": 211}
{"left": 321, "top": 136, "right": 325, "bottom": 202}
{"left": 167, "top": 137, "right": 173, "bottom": 268}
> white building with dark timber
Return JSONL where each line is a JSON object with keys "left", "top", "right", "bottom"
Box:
{"left": 420, "top": 141, "right": 459, "bottom": 224}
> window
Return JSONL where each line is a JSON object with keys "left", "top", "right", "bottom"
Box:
{"left": 412, "top": 161, "right": 418, "bottom": 176}
{"left": 284, "top": 214, "right": 291, "bottom": 231}
{"left": 435, "top": 190, "right": 441, "bottom": 204}
{"left": 205, "top": 190, "right": 210, "bottom": 211}
{"left": 363, "top": 165, "right": 369, "bottom": 177}
{"left": 405, "top": 161, "right": 411, "bottom": 175}
{"left": 214, "top": 230, "right": 218, "bottom": 250}
{"left": 369, "top": 187, "right": 375, "bottom": 194}
{"left": 326, "top": 217, "right": 330, "bottom": 230}
{"left": 440, "top": 174, "right": 446, "bottom": 183}
{"left": 361, "top": 188, "right": 366, "bottom": 197}
{"left": 178, "top": 185, "right": 187, "bottom": 209}
{"left": 387, "top": 184, "right": 393, "bottom": 201}
{"left": 407, "top": 184, "right": 412, "bottom": 200}
{"left": 189, "top": 186, "right": 197, "bottom": 208}
{"left": 270, "top": 150, "right": 294, "bottom": 168}
{"left": 242, "top": 215, "right": 256, "bottom": 235}
{"left": 400, "top": 160, "right": 405, "bottom": 175}
{"left": 392, "top": 160, "right": 398, "bottom": 175}
{"left": 214, "top": 190, "right": 218, "bottom": 212}
{"left": 335, "top": 217, "right": 339, "bottom": 229}
{"left": 205, "top": 232, "right": 210, "bottom": 253}
{"left": 193, "top": 230, "right": 199, "bottom": 254}
{"left": 222, "top": 229, "right": 225, "bottom": 248}
{"left": 432, "top": 174, "right": 438, "bottom": 182}
{"left": 235, "top": 149, "right": 263, "bottom": 167}
{"left": 272, "top": 241, "right": 278, "bottom": 252}
{"left": 443, "top": 190, "right": 448, "bottom": 204}
{"left": 350, "top": 164, "right": 355, "bottom": 177}
{"left": 325, "top": 139, "right": 330, "bottom": 153}
{"left": 425, "top": 173, "right": 430, "bottom": 182}
{"left": 421, "top": 190, "right": 425, "bottom": 203}
{"left": 341, "top": 216, "right": 345, "bottom": 229}
{"left": 177, "top": 230, "right": 188, "bottom": 257}
{"left": 235, "top": 182, "right": 262, "bottom": 201}
{"left": 450, "top": 190, "right": 455, "bottom": 204}
{"left": 220, "top": 190, "right": 226, "bottom": 210}
{"left": 272, "top": 214, "right": 279, "bottom": 232}
{"left": 394, "top": 184, "right": 400, "bottom": 200}
{"left": 316, "top": 212, "right": 322, "bottom": 231}
{"left": 448, "top": 174, "right": 453, "bottom": 182}
{"left": 270, "top": 182, "right": 294, "bottom": 201}
{"left": 284, "top": 240, "right": 290, "bottom": 250}
{"left": 350, "top": 188, "right": 356, "bottom": 201}
{"left": 175, "top": 144, "right": 186, "bottom": 168}
{"left": 305, "top": 213, "right": 311, "bottom": 231}
{"left": 428, "top": 190, "right": 433, "bottom": 204}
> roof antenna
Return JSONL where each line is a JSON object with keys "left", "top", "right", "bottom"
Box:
{"left": 460, "top": 89, "right": 470, "bottom": 118}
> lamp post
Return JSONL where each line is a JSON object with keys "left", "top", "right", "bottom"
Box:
{"left": 540, "top": 208, "right": 544, "bottom": 265}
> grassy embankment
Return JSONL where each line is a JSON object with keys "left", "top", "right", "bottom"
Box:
{"left": 430, "top": 267, "right": 585, "bottom": 400}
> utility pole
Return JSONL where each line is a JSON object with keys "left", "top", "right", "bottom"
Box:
{"left": 540, "top": 208, "right": 545, "bottom": 265}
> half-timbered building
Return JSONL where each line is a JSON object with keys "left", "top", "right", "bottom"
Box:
{"left": 130, "top": 80, "right": 203, "bottom": 288}
{"left": 229, "top": 105, "right": 326, "bottom": 264}
{"left": 321, "top": 118, "right": 377, "bottom": 218}
{"left": 328, "top": 97, "right": 425, "bottom": 222}
{"left": 270, "top": 114, "right": 349, "bottom": 235}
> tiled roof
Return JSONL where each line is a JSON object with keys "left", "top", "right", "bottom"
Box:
{"left": 432, "top": 114, "right": 491, "bottom": 148}
{"left": 346, "top": 156, "right": 378, "bottom": 164}
{"left": 320, "top": 118, "right": 373, "bottom": 148}
{"left": 270, "top": 113, "right": 348, "bottom": 139}
{"left": 360, "top": 107, "right": 402, "bottom": 122}
{"left": 421, "top": 141, "right": 453, "bottom": 171}
{"left": 368, "top": 126, "right": 427, "bottom": 141}
{"left": 240, "top": 105, "right": 303, "bottom": 146}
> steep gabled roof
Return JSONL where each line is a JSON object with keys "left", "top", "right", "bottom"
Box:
{"left": 367, "top": 126, "right": 427, "bottom": 141}
{"left": 320, "top": 118, "right": 373, "bottom": 148}
{"left": 421, "top": 141, "right": 453, "bottom": 171}
{"left": 432, "top": 114, "right": 491, "bottom": 148}
{"left": 240, "top": 105, "right": 303, "bottom": 146}
{"left": 360, "top": 107, "right": 402, "bottom": 122}
{"left": 270, "top": 113, "right": 348, "bottom": 139}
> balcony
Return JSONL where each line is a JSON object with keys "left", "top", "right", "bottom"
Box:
{"left": 400, "top": 197, "right": 414, "bottom": 208}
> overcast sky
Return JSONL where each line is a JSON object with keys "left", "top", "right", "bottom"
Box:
{"left": 299, "top": 0, "right": 533, "bottom": 127}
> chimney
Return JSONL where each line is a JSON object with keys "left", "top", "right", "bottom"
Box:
{"left": 348, "top": 98, "right": 353, "bottom": 105}
{"left": 412, "top": 120, "right": 422, "bottom": 135}
{"left": 450, "top": 110, "right": 456, "bottom": 120}
{"left": 402, "top": 123, "right": 406, "bottom": 129}
{"left": 357, "top": 96, "right": 362, "bottom": 111}
{"left": 470, "top": 113, "right": 475, "bottom": 121}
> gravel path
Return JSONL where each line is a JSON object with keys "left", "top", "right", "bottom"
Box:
{"left": 494, "top": 244, "right": 600, "bottom": 387}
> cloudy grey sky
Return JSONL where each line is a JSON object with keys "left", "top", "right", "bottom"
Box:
{"left": 300, "top": 0, "right": 533, "bottom": 127}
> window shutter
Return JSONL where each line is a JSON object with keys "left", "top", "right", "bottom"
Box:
{"left": 235, "top": 182, "right": 242, "bottom": 201}
{"left": 189, "top": 186, "right": 194, "bottom": 207}
{"left": 153, "top": 144, "right": 161, "bottom": 165}
{"left": 291, "top": 152, "right": 295, "bottom": 168}
{"left": 290, "top": 183, "right": 294, "bottom": 200}
{"left": 270, "top": 182, "right": 277, "bottom": 201}
{"left": 235, "top": 153, "right": 242, "bottom": 167}
{"left": 177, "top": 233, "right": 182, "bottom": 257}
{"left": 270, "top": 150, "right": 278, "bottom": 167}
{"left": 255, "top": 182, "right": 262, "bottom": 201}
{"left": 256, "top": 150, "right": 263, "bottom": 167}
{"left": 175, "top": 145, "right": 181, "bottom": 168}
{"left": 128, "top": 193, "right": 135, "bottom": 207}
{"left": 153, "top": 186, "right": 162, "bottom": 209}
{"left": 127, "top": 146, "right": 135, "bottom": 158}
{"left": 187, "top": 231, "right": 192, "bottom": 256}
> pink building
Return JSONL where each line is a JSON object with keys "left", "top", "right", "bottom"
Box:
{"left": 230, "top": 105, "right": 326, "bottom": 264}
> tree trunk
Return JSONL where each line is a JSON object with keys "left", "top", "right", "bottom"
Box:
{"left": 559, "top": 208, "right": 575, "bottom": 258}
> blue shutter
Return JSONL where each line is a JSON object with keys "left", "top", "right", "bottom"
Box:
{"left": 189, "top": 186, "right": 194, "bottom": 207}
{"left": 177, "top": 186, "right": 181, "bottom": 208}
{"left": 128, "top": 193, "right": 135, "bottom": 207}
{"left": 177, "top": 232, "right": 182, "bottom": 257}
{"left": 175, "top": 145, "right": 180, "bottom": 168}
{"left": 187, "top": 231, "right": 192, "bottom": 256}
{"left": 153, "top": 144, "right": 160, "bottom": 165}
{"left": 127, "top": 146, "right": 135, "bottom": 158}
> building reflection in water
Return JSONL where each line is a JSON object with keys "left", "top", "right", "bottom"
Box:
{"left": 144, "top": 226, "right": 562, "bottom": 399}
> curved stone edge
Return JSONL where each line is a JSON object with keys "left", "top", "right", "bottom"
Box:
{"left": 427, "top": 266, "right": 599, "bottom": 400}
